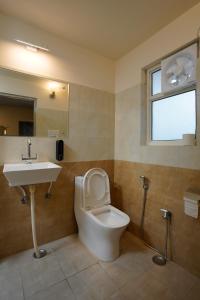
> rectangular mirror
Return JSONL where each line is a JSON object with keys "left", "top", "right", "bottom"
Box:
{"left": 0, "top": 68, "right": 69, "bottom": 137}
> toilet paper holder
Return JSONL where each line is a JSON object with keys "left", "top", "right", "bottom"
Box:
{"left": 184, "top": 192, "right": 200, "bottom": 219}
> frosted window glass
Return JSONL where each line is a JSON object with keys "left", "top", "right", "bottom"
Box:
{"left": 151, "top": 70, "right": 161, "bottom": 95}
{"left": 152, "top": 90, "right": 196, "bottom": 141}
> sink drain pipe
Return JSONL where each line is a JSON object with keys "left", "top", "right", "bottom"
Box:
{"left": 18, "top": 186, "right": 29, "bottom": 204}
{"left": 29, "top": 185, "right": 47, "bottom": 258}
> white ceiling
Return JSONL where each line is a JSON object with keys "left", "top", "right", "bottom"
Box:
{"left": 0, "top": 0, "right": 199, "bottom": 59}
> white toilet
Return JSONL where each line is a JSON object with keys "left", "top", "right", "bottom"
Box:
{"left": 74, "top": 168, "right": 130, "bottom": 261}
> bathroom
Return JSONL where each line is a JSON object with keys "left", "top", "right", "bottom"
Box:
{"left": 0, "top": 0, "right": 200, "bottom": 299}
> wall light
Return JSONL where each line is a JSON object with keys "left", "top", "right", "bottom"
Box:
{"left": 15, "top": 39, "right": 49, "bottom": 52}
{"left": 48, "top": 81, "right": 61, "bottom": 98}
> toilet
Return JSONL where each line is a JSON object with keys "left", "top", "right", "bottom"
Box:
{"left": 74, "top": 168, "right": 130, "bottom": 261}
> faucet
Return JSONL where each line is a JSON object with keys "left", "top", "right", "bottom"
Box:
{"left": 160, "top": 208, "right": 172, "bottom": 220}
{"left": 22, "top": 138, "right": 37, "bottom": 161}
{"left": 140, "top": 175, "right": 149, "bottom": 190}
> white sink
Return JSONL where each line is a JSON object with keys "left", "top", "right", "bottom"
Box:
{"left": 3, "top": 162, "right": 62, "bottom": 186}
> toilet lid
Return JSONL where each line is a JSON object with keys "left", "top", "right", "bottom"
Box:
{"left": 83, "top": 168, "right": 111, "bottom": 209}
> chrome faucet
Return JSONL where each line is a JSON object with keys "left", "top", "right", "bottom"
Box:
{"left": 22, "top": 138, "right": 37, "bottom": 161}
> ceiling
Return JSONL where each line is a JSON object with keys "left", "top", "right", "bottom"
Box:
{"left": 0, "top": 0, "right": 199, "bottom": 59}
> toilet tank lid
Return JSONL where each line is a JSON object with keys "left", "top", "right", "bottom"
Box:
{"left": 82, "top": 168, "right": 111, "bottom": 209}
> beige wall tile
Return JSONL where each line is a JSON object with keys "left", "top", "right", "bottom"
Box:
{"left": 0, "top": 83, "right": 115, "bottom": 164}
{"left": 0, "top": 160, "right": 114, "bottom": 258}
{"left": 114, "top": 160, "right": 200, "bottom": 277}
{"left": 115, "top": 85, "right": 200, "bottom": 170}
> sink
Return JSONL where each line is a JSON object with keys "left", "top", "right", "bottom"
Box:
{"left": 3, "top": 159, "right": 62, "bottom": 258}
{"left": 3, "top": 162, "right": 62, "bottom": 186}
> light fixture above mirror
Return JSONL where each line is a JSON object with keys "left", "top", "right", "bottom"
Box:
{"left": 15, "top": 39, "right": 49, "bottom": 52}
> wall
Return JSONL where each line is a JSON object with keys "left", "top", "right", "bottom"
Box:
{"left": 0, "top": 13, "right": 115, "bottom": 93}
{"left": 0, "top": 81, "right": 115, "bottom": 258}
{"left": 0, "top": 83, "right": 115, "bottom": 164}
{"left": 0, "top": 160, "right": 114, "bottom": 258}
{"left": 115, "top": 3, "right": 200, "bottom": 93}
{"left": 0, "top": 14, "right": 115, "bottom": 257}
{"left": 114, "top": 161, "right": 200, "bottom": 277}
{"left": 0, "top": 13, "right": 115, "bottom": 164}
{"left": 115, "top": 2, "right": 200, "bottom": 170}
{"left": 114, "top": 3, "right": 200, "bottom": 277}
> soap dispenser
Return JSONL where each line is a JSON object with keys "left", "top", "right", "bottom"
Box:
{"left": 56, "top": 140, "right": 64, "bottom": 161}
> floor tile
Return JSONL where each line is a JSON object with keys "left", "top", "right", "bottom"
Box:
{"left": 4, "top": 244, "right": 53, "bottom": 270}
{"left": 186, "top": 282, "right": 200, "bottom": 300}
{"left": 100, "top": 233, "right": 155, "bottom": 288}
{"left": 54, "top": 237, "right": 98, "bottom": 277}
{"left": 120, "top": 270, "right": 167, "bottom": 300}
{"left": 100, "top": 252, "right": 147, "bottom": 288}
{"left": 149, "top": 260, "right": 200, "bottom": 299}
{"left": 0, "top": 232, "right": 199, "bottom": 300}
{"left": 26, "top": 280, "right": 75, "bottom": 300}
{"left": 68, "top": 263, "right": 118, "bottom": 300}
{"left": 47, "top": 235, "right": 78, "bottom": 252}
{"left": 0, "top": 264, "right": 24, "bottom": 300}
{"left": 19, "top": 253, "right": 65, "bottom": 298}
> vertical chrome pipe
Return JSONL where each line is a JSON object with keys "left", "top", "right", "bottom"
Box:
{"left": 152, "top": 209, "right": 172, "bottom": 265}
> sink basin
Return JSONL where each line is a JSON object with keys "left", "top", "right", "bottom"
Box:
{"left": 3, "top": 162, "right": 62, "bottom": 186}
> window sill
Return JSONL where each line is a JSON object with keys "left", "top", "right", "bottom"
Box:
{"left": 147, "top": 140, "right": 197, "bottom": 146}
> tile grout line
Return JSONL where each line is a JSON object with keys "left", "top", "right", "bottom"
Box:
{"left": 66, "top": 277, "right": 79, "bottom": 300}
{"left": 18, "top": 266, "right": 26, "bottom": 300}
{"left": 23, "top": 279, "right": 70, "bottom": 300}
{"left": 18, "top": 244, "right": 66, "bottom": 299}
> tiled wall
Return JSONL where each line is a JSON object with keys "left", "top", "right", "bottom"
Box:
{"left": 0, "top": 81, "right": 115, "bottom": 259}
{"left": 114, "top": 160, "right": 200, "bottom": 277}
{"left": 0, "top": 160, "right": 114, "bottom": 258}
{"left": 115, "top": 85, "right": 200, "bottom": 170}
{"left": 0, "top": 83, "right": 115, "bottom": 165}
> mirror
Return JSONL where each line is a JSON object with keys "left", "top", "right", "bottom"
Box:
{"left": 0, "top": 68, "right": 69, "bottom": 137}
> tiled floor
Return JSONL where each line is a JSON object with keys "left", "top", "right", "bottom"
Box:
{"left": 0, "top": 232, "right": 199, "bottom": 300}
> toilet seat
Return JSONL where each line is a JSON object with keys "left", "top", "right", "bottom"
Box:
{"left": 88, "top": 205, "right": 130, "bottom": 228}
{"left": 83, "top": 168, "right": 110, "bottom": 209}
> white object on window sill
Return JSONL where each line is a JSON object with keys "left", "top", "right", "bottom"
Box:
{"left": 181, "top": 134, "right": 196, "bottom": 146}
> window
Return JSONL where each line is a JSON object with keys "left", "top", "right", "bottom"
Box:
{"left": 151, "top": 69, "right": 161, "bottom": 96}
{"left": 152, "top": 90, "right": 196, "bottom": 141}
{"left": 147, "top": 45, "right": 197, "bottom": 145}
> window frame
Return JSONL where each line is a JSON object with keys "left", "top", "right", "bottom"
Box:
{"left": 146, "top": 64, "right": 197, "bottom": 146}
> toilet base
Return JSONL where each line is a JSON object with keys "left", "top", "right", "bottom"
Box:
{"left": 79, "top": 227, "right": 122, "bottom": 262}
